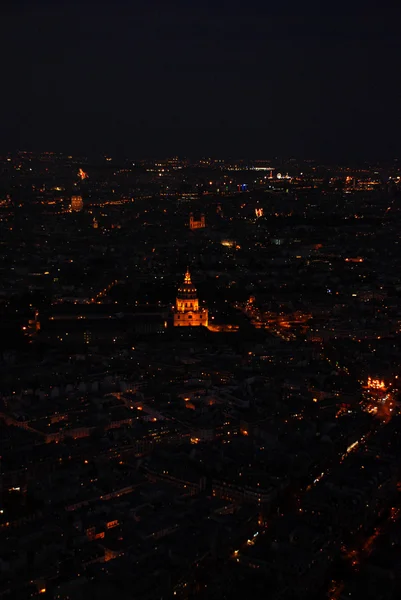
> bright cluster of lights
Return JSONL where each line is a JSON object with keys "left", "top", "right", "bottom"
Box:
{"left": 366, "top": 377, "right": 386, "bottom": 390}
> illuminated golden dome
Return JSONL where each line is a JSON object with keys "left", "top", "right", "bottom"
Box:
{"left": 173, "top": 268, "right": 208, "bottom": 327}
{"left": 177, "top": 268, "right": 197, "bottom": 298}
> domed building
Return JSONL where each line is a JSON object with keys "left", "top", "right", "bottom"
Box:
{"left": 173, "top": 269, "right": 208, "bottom": 327}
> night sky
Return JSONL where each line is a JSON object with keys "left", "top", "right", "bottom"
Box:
{"left": 1, "top": 0, "right": 400, "bottom": 159}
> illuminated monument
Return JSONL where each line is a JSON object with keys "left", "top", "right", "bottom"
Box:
{"left": 189, "top": 213, "right": 205, "bottom": 230}
{"left": 70, "top": 195, "right": 83, "bottom": 211}
{"left": 173, "top": 269, "right": 208, "bottom": 327}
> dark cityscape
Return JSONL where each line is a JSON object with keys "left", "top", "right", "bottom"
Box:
{"left": 1, "top": 1, "right": 401, "bottom": 599}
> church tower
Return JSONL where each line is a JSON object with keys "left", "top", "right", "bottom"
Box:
{"left": 189, "top": 213, "right": 206, "bottom": 230}
{"left": 173, "top": 269, "right": 208, "bottom": 327}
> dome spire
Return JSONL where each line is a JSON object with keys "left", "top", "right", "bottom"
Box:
{"left": 184, "top": 267, "right": 192, "bottom": 284}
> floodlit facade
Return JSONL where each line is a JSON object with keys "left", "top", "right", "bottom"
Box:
{"left": 173, "top": 269, "right": 208, "bottom": 327}
{"left": 189, "top": 213, "right": 205, "bottom": 230}
{"left": 70, "top": 195, "right": 83, "bottom": 211}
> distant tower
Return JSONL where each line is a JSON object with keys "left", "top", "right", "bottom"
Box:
{"left": 93, "top": 217, "right": 99, "bottom": 229}
{"left": 173, "top": 269, "right": 208, "bottom": 327}
{"left": 189, "top": 213, "right": 206, "bottom": 230}
{"left": 70, "top": 195, "right": 83, "bottom": 211}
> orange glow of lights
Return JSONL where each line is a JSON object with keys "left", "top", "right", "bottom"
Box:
{"left": 78, "top": 168, "right": 88, "bottom": 180}
{"left": 366, "top": 377, "right": 386, "bottom": 390}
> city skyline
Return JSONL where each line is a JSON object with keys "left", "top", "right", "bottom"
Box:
{"left": 1, "top": 149, "right": 401, "bottom": 598}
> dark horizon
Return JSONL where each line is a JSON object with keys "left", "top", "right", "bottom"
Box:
{"left": 2, "top": 149, "right": 400, "bottom": 168}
